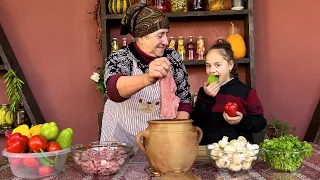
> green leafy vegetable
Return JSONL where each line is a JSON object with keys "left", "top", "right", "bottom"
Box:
{"left": 261, "top": 135, "right": 312, "bottom": 171}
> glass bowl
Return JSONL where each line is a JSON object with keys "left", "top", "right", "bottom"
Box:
{"left": 2, "top": 148, "right": 70, "bottom": 179}
{"left": 206, "top": 144, "right": 260, "bottom": 172}
{"left": 261, "top": 148, "right": 306, "bottom": 172}
{"left": 70, "top": 141, "right": 133, "bottom": 176}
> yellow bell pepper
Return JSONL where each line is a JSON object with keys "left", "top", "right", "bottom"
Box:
{"left": 12, "top": 124, "right": 31, "bottom": 138}
{"left": 29, "top": 124, "right": 43, "bottom": 136}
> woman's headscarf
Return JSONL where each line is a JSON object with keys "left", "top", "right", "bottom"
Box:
{"left": 120, "top": 3, "right": 170, "bottom": 37}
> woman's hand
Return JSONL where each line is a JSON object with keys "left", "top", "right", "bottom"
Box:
{"left": 143, "top": 57, "right": 170, "bottom": 86}
{"left": 223, "top": 111, "right": 243, "bottom": 125}
{"left": 203, "top": 81, "right": 220, "bottom": 97}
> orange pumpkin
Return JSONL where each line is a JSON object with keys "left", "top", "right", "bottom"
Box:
{"left": 227, "top": 22, "right": 246, "bottom": 59}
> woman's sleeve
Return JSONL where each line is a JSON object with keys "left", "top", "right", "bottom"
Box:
{"left": 168, "top": 50, "right": 192, "bottom": 113}
{"left": 104, "top": 51, "right": 133, "bottom": 102}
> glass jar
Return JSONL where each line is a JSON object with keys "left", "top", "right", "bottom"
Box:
{"left": 168, "top": 37, "right": 176, "bottom": 50}
{"left": 134, "top": 0, "right": 153, "bottom": 5}
{"left": 196, "top": 36, "right": 205, "bottom": 60}
{"left": 153, "top": 0, "right": 170, "bottom": 12}
{"left": 207, "top": 0, "right": 224, "bottom": 11}
{"left": 111, "top": 38, "right": 118, "bottom": 53}
{"left": 0, "top": 104, "right": 12, "bottom": 129}
{"left": 122, "top": 38, "right": 127, "bottom": 47}
{"left": 186, "top": 36, "right": 195, "bottom": 60}
{"left": 171, "top": 0, "right": 188, "bottom": 12}
{"left": 177, "top": 36, "right": 186, "bottom": 61}
{"left": 190, "top": 0, "right": 206, "bottom": 11}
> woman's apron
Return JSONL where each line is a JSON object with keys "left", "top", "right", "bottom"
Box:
{"left": 100, "top": 58, "right": 165, "bottom": 146}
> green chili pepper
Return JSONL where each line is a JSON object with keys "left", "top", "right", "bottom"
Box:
{"left": 56, "top": 128, "right": 73, "bottom": 149}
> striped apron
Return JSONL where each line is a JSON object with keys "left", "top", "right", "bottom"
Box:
{"left": 100, "top": 58, "right": 166, "bottom": 146}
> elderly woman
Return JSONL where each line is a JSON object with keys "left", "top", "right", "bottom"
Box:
{"left": 100, "top": 3, "right": 192, "bottom": 145}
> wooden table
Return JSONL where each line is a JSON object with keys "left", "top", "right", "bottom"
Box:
{"left": 1, "top": 144, "right": 320, "bottom": 180}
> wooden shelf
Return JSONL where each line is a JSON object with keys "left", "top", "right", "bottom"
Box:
{"left": 0, "top": 24, "right": 46, "bottom": 126}
{"left": 0, "top": 64, "right": 6, "bottom": 71}
{"left": 184, "top": 58, "right": 250, "bottom": 66}
{"left": 0, "top": 128, "right": 12, "bottom": 135}
{"left": 106, "top": 10, "right": 249, "bottom": 22}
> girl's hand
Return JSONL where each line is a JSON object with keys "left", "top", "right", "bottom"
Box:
{"left": 223, "top": 111, "right": 243, "bottom": 125}
{"left": 203, "top": 81, "right": 220, "bottom": 97}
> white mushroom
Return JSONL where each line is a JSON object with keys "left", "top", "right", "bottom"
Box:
{"left": 210, "top": 149, "right": 223, "bottom": 157}
{"left": 242, "top": 161, "right": 252, "bottom": 170}
{"left": 218, "top": 156, "right": 231, "bottom": 168}
{"left": 215, "top": 160, "right": 223, "bottom": 168}
{"left": 245, "top": 142, "right": 254, "bottom": 150}
{"left": 226, "top": 153, "right": 233, "bottom": 159}
{"left": 224, "top": 145, "right": 236, "bottom": 153}
{"left": 207, "top": 144, "right": 214, "bottom": 150}
{"left": 252, "top": 144, "right": 260, "bottom": 155}
{"left": 232, "top": 154, "right": 242, "bottom": 165}
{"left": 212, "top": 143, "right": 220, "bottom": 150}
{"left": 218, "top": 136, "right": 229, "bottom": 148}
{"left": 237, "top": 136, "right": 247, "bottom": 147}
{"left": 228, "top": 163, "right": 242, "bottom": 172}
{"left": 244, "top": 150, "right": 255, "bottom": 157}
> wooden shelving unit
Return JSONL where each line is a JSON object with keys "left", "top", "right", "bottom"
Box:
{"left": 100, "top": 0, "right": 255, "bottom": 87}
{"left": 0, "top": 25, "right": 46, "bottom": 134}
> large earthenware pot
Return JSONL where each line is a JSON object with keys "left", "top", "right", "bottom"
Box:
{"left": 136, "top": 119, "right": 203, "bottom": 177}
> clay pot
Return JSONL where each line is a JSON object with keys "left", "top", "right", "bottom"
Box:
{"left": 136, "top": 119, "right": 203, "bottom": 176}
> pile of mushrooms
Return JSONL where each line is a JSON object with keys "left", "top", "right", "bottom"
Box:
{"left": 207, "top": 136, "right": 259, "bottom": 171}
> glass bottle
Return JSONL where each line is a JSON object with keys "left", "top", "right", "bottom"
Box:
{"left": 171, "top": 0, "right": 188, "bottom": 12}
{"left": 153, "top": 0, "right": 170, "bottom": 12}
{"left": 134, "top": 0, "right": 153, "bottom": 5}
{"left": 122, "top": 38, "right": 127, "bottom": 47}
{"left": 196, "top": 36, "right": 205, "bottom": 60}
{"left": 186, "top": 36, "right": 195, "bottom": 60}
{"left": 13, "top": 103, "right": 30, "bottom": 128}
{"left": 190, "top": 0, "right": 206, "bottom": 11}
{"left": 177, "top": 36, "right": 186, "bottom": 61}
{"left": 111, "top": 38, "right": 118, "bottom": 53}
{"left": 168, "top": 37, "right": 176, "bottom": 50}
{"left": 207, "top": 0, "right": 224, "bottom": 11}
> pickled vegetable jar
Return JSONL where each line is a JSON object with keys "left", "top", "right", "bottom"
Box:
{"left": 171, "top": 0, "right": 188, "bottom": 12}
{"left": 207, "top": 0, "right": 224, "bottom": 11}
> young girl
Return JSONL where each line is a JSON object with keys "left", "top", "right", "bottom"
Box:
{"left": 190, "top": 41, "right": 267, "bottom": 145}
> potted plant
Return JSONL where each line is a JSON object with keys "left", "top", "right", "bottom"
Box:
{"left": 261, "top": 120, "right": 312, "bottom": 171}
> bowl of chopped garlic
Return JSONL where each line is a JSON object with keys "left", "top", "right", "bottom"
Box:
{"left": 206, "top": 136, "right": 260, "bottom": 172}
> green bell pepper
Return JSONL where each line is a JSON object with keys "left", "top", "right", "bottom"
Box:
{"left": 40, "top": 122, "right": 59, "bottom": 141}
{"left": 56, "top": 128, "right": 73, "bottom": 149}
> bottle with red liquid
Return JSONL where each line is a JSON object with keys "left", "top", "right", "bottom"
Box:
{"left": 186, "top": 36, "right": 196, "bottom": 60}
{"left": 153, "top": 0, "right": 171, "bottom": 12}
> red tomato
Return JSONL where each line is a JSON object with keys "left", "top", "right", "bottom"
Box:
{"left": 47, "top": 141, "right": 62, "bottom": 152}
{"left": 9, "top": 158, "right": 22, "bottom": 168}
{"left": 224, "top": 102, "right": 239, "bottom": 117}
{"left": 28, "top": 135, "right": 47, "bottom": 152}
{"left": 22, "top": 158, "right": 39, "bottom": 168}
{"left": 38, "top": 165, "right": 54, "bottom": 176}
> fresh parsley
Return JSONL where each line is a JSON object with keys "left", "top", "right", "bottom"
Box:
{"left": 261, "top": 135, "right": 312, "bottom": 171}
